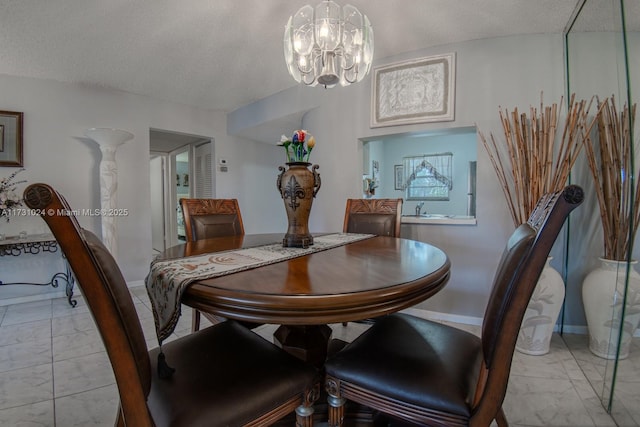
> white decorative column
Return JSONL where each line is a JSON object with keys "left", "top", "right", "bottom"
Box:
{"left": 85, "top": 128, "right": 134, "bottom": 260}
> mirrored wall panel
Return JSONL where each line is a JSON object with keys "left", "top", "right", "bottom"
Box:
{"left": 564, "top": 1, "right": 640, "bottom": 424}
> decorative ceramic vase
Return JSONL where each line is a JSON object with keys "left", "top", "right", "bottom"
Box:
{"left": 276, "top": 162, "right": 321, "bottom": 248}
{"left": 516, "top": 257, "right": 565, "bottom": 355}
{"left": 582, "top": 258, "right": 640, "bottom": 359}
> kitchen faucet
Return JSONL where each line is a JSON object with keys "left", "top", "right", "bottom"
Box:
{"left": 415, "top": 202, "right": 425, "bottom": 215}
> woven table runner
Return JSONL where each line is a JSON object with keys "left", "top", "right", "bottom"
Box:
{"left": 145, "top": 233, "right": 374, "bottom": 344}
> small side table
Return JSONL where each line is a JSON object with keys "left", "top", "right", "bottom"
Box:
{"left": 0, "top": 233, "right": 77, "bottom": 307}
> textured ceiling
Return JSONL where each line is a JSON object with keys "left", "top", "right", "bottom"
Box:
{"left": 0, "top": 0, "right": 631, "bottom": 113}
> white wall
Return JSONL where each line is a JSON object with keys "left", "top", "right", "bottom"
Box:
{"left": 149, "top": 155, "right": 165, "bottom": 255}
{"left": 0, "top": 75, "right": 285, "bottom": 282}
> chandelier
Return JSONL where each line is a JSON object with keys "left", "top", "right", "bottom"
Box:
{"left": 283, "top": 0, "right": 374, "bottom": 88}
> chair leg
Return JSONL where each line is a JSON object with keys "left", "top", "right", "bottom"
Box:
{"left": 295, "top": 403, "right": 315, "bottom": 427}
{"left": 495, "top": 407, "right": 508, "bottom": 427}
{"left": 327, "top": 393, "right": 346, "bottom": 427}
{"left": 296, "top": 383, "right": 320, "bottom": 427}
{"left": 191, "top": 309, "right": 201, "bottom": 332}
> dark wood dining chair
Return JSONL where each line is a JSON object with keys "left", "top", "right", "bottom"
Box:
{"left": 179, "top": 197, "right": 260, "bottom": 332}
{"left": 325, "top": 185, "right": 584, "bottom": 427}
{"left": 24, "top": 184, "right": 319, "bottom": 427}
{"left": 342, "top": 198, "right": 403, "bottom": 327}
{"left": 342, "top": 198, "right": 403, "bottom": 237}
{"left": 180, "top": 198, "right": 245, "bottom": 242}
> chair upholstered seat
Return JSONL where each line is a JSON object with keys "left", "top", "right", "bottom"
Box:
{"left": 148, "top": 320, "right": 318, "bottom": 427}
{"left": 325, "top": 313, "right": 482, "bottom": 418}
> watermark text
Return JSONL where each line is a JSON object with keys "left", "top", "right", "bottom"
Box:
{"left": 5, "top": 208, "right": 130, "bottom": 217}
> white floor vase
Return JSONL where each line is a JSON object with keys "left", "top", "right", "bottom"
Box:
{"left": 516, "top": 257, "right": 564, "bottom": 355}
{"left": 582, "top": 258, "right": 640, "bottom": 360}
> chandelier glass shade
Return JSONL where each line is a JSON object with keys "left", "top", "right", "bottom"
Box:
{"left": 284, "top": 0, "right": 374, "bottom": 87}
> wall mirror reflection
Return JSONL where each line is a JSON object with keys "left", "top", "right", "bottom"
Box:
{"left": 564, "top": 0, "right": 640, "bottom": 424}
{"left": 361, "top": 126, "right": 477, "bottom": 218}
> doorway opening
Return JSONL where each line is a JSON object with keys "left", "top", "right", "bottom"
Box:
{"left": 149, "top": 129, "right": 214, "bottom": 256}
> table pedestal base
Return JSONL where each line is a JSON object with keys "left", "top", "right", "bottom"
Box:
{"left": 274, "top": 324, "right": 332, "bottom": 367}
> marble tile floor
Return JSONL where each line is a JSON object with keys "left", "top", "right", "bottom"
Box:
{"left": 0, "top": 285, "right": 631, "bottom": 427}
{"left": 562, "top": 333, "right": 640, "bottom": 427}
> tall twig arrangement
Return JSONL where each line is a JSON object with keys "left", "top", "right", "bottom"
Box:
{"left": 581, "top": 96, "right": 639, "bottom": 260}
{"left": 479, "top": 93, "right": 595, "bottom": 227}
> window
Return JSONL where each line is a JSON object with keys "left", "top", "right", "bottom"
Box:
{"left": 403, "top": 153, "right": 453, "bottom": 201}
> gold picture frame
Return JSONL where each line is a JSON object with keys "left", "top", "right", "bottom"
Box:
{"left": 0, "top": 110, "right": 24, "bottom": 167}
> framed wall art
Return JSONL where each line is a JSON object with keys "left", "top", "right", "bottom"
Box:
{"left": 0, "top": 110, "right": 24, "bottom": 167}
{"left": 371, "top": 53, "right": 455, "bottom": 128}
{"left": 394, "top": 164, "right": 404, "bottom": 190}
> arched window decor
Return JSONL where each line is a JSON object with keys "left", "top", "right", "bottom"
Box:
{"left": 402, "top": 152, "right": 453, "bottom": 201}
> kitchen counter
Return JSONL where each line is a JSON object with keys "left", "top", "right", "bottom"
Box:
{"left": 401, "top": 214, "right": 477, "bottom": 225}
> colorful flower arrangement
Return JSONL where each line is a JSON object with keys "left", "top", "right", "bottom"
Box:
{"left": 0, "top": 169, "right": 26, "bottom": 221}
{"left": 277, "top": 130, "right": 316, "bottom": 163}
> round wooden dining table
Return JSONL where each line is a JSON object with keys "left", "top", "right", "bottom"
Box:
{"left": 157, "top": 233, "right": 451, "bottom": 366}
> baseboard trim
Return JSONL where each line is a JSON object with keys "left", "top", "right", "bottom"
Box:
{"left": 0, "top": 279, "right": 145, "bottom": 307}
{"left": 0, "top": 289, "right": 69, "bottom": 307}
{"left": 127, "top": 280, "right": 145, "bottom": 289}
{"left": 402, "top": 307, "right": 483, "bottom": 326}
{"left": 401, "top": 308, "right": 626, "bottom": 337}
